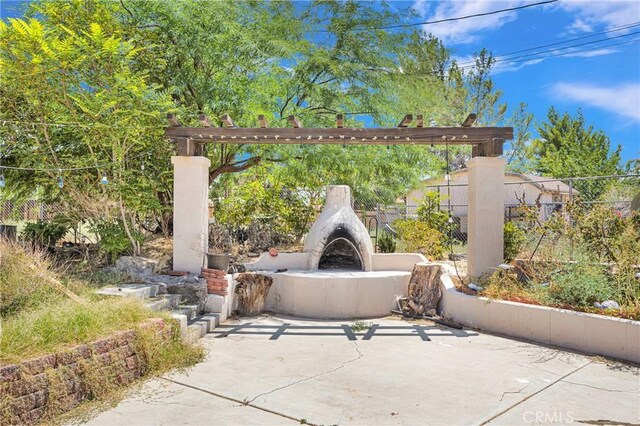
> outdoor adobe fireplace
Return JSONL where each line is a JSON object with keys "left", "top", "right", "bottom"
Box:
{"left": 243, "top": 185, "right": 427, "bottom": 319}
{"left": 303, "top": 185, "right": 373, "bottom": 271}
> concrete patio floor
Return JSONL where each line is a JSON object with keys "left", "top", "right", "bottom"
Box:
{"left": 88, "top": 315, "right": 639, "bottom": 425}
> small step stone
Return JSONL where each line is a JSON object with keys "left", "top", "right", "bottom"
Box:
{"left": 174, "top": 304, "right": 199, "bottom": 321}
{"left": 97, "top": 284, "right": 156, "bottom": 300}
{"left": 145, "top": 294, "right": 183, "bottom": 311}
{"left": 188, "top": 314, "right": 220, "bottom": 333}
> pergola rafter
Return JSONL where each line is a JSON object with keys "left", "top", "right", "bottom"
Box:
{"left": 165, "top": 113, "right": 513, "bottom": 158}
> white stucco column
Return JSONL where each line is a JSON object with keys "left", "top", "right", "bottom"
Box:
{"left": 171, "top": 156, "right": 210, "bottom": 274}
{"left": 467, "top": 156, "right": 506, "bottom": 278}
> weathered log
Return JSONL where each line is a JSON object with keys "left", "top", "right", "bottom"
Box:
{"left": 234, "top": 273, "right": 273, "bottom": 316}
{"left": 405, "top": 262, "right": 443, "bottom": 316}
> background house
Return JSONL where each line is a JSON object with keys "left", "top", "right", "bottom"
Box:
{"left": 406, "top": 170, "right": 577, "bottom": 233}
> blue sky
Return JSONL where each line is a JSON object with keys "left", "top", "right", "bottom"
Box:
{"left": 2, "top": 0, "right": 639, "bottom": 164}
{"left": 404, "top": 0, "right": 640, "bottom": 164}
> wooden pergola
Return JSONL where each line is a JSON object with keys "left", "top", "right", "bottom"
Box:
{"left": 165, "top": 112, "right": 513, "bottom": 279}
{"left": 165, "top": 113, "right": 513, "bottom": 157}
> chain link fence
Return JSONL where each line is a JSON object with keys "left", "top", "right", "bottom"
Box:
{"left": 4, "top": 174, "right": 637, "bottom": 257}
{"left": 369, "top": 174, "right": 639, "bottom": 257}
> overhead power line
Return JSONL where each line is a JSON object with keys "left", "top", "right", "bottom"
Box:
{"left": 341, "top": 0, "right": 558, "bottom": 32}
{"left": 486, "top": 21, "right": 640, "bottom": 60}
{"left": 488, "top": 30, "right": 640, "bottom": 65}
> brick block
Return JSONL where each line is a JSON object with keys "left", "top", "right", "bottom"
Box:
{"left": 0, "top": 365, "right": 21, "bottom": 382}
{"left": 33, "top": 389, "right": 47, "bottom": 409}
{"left": 22, "top": 354, "right": 56, "bottom": 375}
{"left": 23, "top": 406, "right": 46, "bottom": 424}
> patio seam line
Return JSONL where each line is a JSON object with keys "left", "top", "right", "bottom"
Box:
{"left": 479, "top": 360, "right": 593, "bottom": 425}
{"left": 160, "top": 377, "right": 301, "bottom": 424}
{"left": 246, "top": 340, "right": 364, "bottom": 404}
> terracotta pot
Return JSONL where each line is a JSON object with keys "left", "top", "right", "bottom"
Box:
{"left": 269, "top": 247, "right": 278, "bottom": 257}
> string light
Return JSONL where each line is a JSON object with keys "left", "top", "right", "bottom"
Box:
{"left": 57, "top": 170, "right": 64, "bottom": 188}
{"left": 0, "top": 174, "right": 4, "bottom": 189}
{"left": 100, "top": 172, "right": 109, "bottom": 185}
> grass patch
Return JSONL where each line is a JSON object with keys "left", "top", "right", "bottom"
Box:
{"left": 0, "top": 240, "right": 205, "bottom": 423}
{"left": 350, "top": 320, "right": 373, "bottom": 332}
{"left": 0, "top": 297, "right": 165, "bottom": 364}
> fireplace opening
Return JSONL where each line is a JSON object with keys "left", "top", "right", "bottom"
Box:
{"left": 318, "top": 237, "right": 363, "bottom": 270}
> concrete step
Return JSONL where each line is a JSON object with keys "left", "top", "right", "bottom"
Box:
{"left": 170, "top": 313, "right": 188, "bottom": 342}
{"left": 145, "top": 294, "right": 182, "bottom": 311}
{"left": 187, "top": 321, "right": 207, "bottom": 341}
{"left": 188, "top": 314, "right": 220, "bottom": 333}
{"left": 174, "top": 304, "right": 199, "bottom": 321}
{"left": 97, "top": 284, "right": 159, "bottom": 300}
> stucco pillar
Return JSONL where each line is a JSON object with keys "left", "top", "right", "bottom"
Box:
{"left": 171, "top": 156, "right": 210, "bottom": 274}
{"left": 467, "top": 156, "right": 506, "bottom": 278}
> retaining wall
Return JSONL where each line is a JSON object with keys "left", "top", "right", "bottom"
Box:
{"left": 0, "top": 318, "right": 168, "bottom": 424}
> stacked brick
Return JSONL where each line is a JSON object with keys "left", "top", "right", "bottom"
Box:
{"left": 202, "top": 268, "right": 229, "bottom": 296}
{"left": 0, "top": 318, "right": 167, "bottom": 424}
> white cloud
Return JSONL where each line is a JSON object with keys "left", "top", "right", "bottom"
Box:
{"left": 551, "top": 82, "right": 640, "bottom": 122}
{"left": 412, "top": 1, "right": 527, "bottom": 45}
{"left": 556, "top": 1, "right": 640, "bottom": 32}
{"left": 563, "top": 48, "right": 620, "bottom": 58}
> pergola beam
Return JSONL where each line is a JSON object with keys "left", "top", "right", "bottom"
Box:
{"left": 167, "top": 113, "right": 181, "bottom": 127}
{"left": 398, "top": 114, "right": 413, "bottom": 127}
{"left": 198, "top": 114, "right": 212, "bottom": 127}
{"left": 221, "top": 114, "right": 235, "bottom": 128}
{"left": 461, "top": 113, "right": 477, "bottom": 127}
{"left": 166, "top": 126, "right": 512, "bottom": 148}
{"left": 288, "top": 115, "right": 302, "bottom": 128}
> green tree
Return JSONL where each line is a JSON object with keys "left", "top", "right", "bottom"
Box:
{"left": 532, "top": 108, "right": 622, "bottom": 196}
{"left": 506, "top": 102, "right": 534, "bottom": 173}
{"left": 0, "top": 3, "right": 174, "bottom": 254}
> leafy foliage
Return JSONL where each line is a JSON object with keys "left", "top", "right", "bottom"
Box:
{"left": 532, "top": 108, "right": 621, "bottom": 194}
{"left": 394, "top": 219, "right": 445, "bottom": 259}
{"left": 377, "top": 231, "right": 396, "bottom": 253}
{"left": 91, "top": 220, "right": 143, "bottom": 262}
{"left": 22, "top": 220, "right": 70, "bottom": 248}
{"left": 503, "top": 221, "right": 525, "bottom": 261}
{"left": 548, "top": 263, "right": 615, "bottom": 308}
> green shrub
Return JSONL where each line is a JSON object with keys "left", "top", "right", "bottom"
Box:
{"left": 416, "top": 191, "right": 449, "bottom": 230}
{"left": 577, "top": 205, "right": 625, "bottom": 261}
{"left": 394, "top": 219, "right": 445, "bottom": 259}
{"left": 503, "top": 221, "right": 525, "bottom": 261}
{"left": 92, "top": 220, "right": 142, "bottom": 262}
{"left": 548, "top": 263, "right": 615, "bottom": 308}
{"left": 22, "top": 220, "right": 69, "bottom": 248}
{"left": 377, "top": 231, "right": 396, "bottom": 253}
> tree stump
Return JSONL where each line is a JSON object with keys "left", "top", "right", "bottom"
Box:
{"left": 234, "top": 273, "right": 273, "bottom": 316}
{"left": 404, "top": 262, "right": 443, "bottom": 316}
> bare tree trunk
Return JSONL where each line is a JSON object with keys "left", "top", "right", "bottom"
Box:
{"left": 403, "top": 263, "right": 443, "bottom": 316}
{"left": 235, "top": 273, "right": 273, "bottom": 316}
{"left": 119, "top": 195, "right": 140, "bottom": 256}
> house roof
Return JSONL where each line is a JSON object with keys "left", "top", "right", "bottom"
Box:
{"left": 417, "top": 170, "right": 578, "bottom": 194}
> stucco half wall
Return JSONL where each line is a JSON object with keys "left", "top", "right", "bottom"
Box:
{"left": 436, "top": 264, "right": 640, "bottom": 364}
{"left": 244, "top": 252, "right": 427, "bottom": 272}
